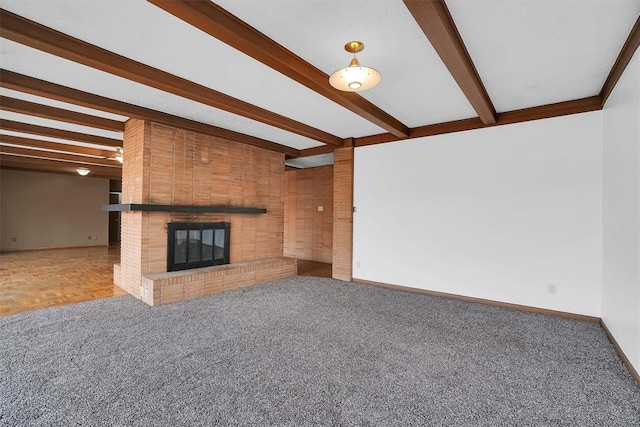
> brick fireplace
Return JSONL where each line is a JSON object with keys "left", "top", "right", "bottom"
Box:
{"left": 113, "top": 119, "right": 296, "bottom": 306}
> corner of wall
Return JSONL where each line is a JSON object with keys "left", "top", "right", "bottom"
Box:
{"left": 601, "top": 47, "right": 640, "bottom": 375}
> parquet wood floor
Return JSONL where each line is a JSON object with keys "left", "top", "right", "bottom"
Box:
{"left": 297, "top": 260, "right": 332, "bottom": 278}
{"left": 0, "top": 245, "right": 126, "bottom": 316}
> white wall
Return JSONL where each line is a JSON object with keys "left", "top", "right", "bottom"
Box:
{"left": 602, "top": 51, "right": 640, "bottom": 373}
{"left": 1, "top": 169, "right": 109, "bottom": 250}
{"left": 353, "top": 112, "right": 603, "bottom": 317}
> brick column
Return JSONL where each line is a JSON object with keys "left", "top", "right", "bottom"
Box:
{"left": 332, "top": 146, "right": 354, "bottom": 281}
{"left": 118, "top": 119, "right": 151, "bottom": 297}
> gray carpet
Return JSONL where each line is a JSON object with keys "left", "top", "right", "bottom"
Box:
{"left": 1, "top": 277, "right": 639, "bottom": 426}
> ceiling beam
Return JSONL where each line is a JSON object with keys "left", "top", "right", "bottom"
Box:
{"left": 0, "top": 154, "right": 121, "bottom": 179}
{"left": 495, "top": 96, "right": 602, "bottom": 126}
{"left": 0, "top": 119, "right": 122, "bottom": 147}
{"left": 0, "top": 70, "right": 300, "bottom": 157}
{"left": 298, "top": 96, "right": 602, "bottom": 155}
{"left": 0, "top": 8, "right": 342, "bottom": 147}
{"left": 297, "top": 136, "right": 357, "bottom": 157}
{"left": 600, "top": 15, "right": 640, "bottom": 106}
{"left": 0, "top": 95, "right": 125, "bottom": 132}
{"left": 403, "top": 0, "right": 496, "bottom": 125}
{"left": 0, "top": 145, "right": 122, "bottom": 167}
{"left": 299, "top": 145, "right": 335, "bottom": 158}
{"left": 356, "top": 96, "right": 602, "bottom": 147}
{"left": 147, "top": 0, "right": 409, "bottom": 138}
{"left": 0, "top": 134, "right": 116, "bottom": 158}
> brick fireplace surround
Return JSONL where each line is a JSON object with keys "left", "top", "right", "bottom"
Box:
{"left": 114, "top": 119, "right": 296, "bottom": 306}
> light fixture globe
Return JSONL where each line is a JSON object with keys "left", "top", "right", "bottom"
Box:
{"left": 76, "top": 167, "right": 90, "bottom": 176}
{"left": 329, "top": 41, "right": 381, "bottom": 92}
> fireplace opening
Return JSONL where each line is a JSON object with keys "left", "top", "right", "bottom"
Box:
{"left": 167, "top": 222, "right": 230, "bottom": 272}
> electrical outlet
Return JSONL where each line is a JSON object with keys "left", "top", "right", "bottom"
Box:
{"left": 88, "top": 235, "right": 92, "bottom": 240}
{"left": 547, "top": 283, "right": 557, "bottom": 295}
{"left": 11, "top": 237, "right": 17, "bottom": 243}
{"left": 317, "top": 206, "right": 323, "bottom": 212}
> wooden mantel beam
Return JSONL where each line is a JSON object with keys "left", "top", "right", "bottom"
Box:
{"left": 403, "top": 0, "right": 497, "bottom": 125}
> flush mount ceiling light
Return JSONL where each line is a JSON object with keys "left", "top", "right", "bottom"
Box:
{"left": 114, "top": 147, "right": 124, "bottom": 163}
{"left": 76, "top": 167, "right": 90, "bottom": 176}
{"left": 329, "top": 41, "right": 381, "bottom": 92}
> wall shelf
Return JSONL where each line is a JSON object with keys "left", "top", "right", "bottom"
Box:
{"left": 102, "top": 204, "right": 267, "bottom": 214}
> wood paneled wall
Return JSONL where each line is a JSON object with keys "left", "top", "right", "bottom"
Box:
{"left": 332, "top": 147, "right": 354, "bottom": 281}
{"left": 283, "top": 166, "right": 333, "bottom": 263}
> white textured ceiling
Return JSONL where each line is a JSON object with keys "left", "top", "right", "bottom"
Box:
{"left": 215, "top": 0, "right": 479, "bottom": 127}
{"left": 0, "top": 38, "right": 324, "bottom": 150}
{"left": 1, "top": 0, "right": 639, "bottom": 166}
{"left": 446, "top": 0, "right": 640, "bottom": 112}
